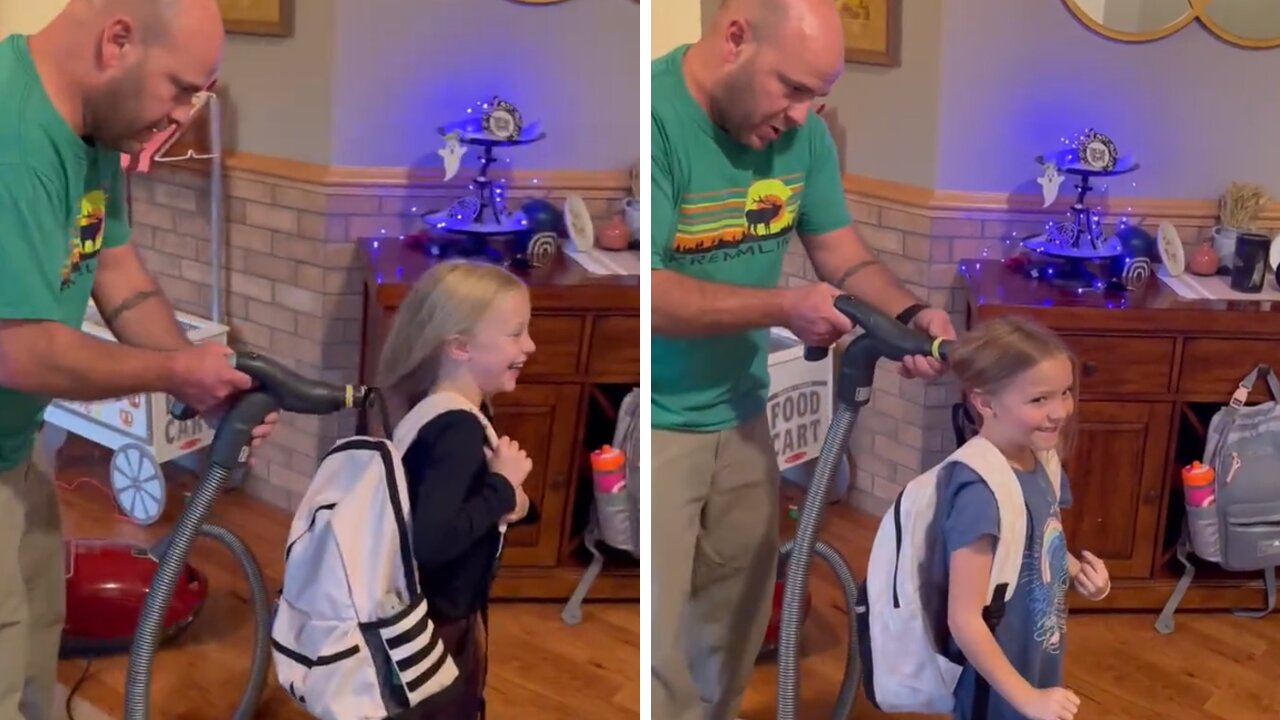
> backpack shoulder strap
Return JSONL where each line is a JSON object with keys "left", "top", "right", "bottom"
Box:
{"left": 393, "top": 391, "right": 499, "bottom": 451}
{"left": 612, "top": 388, "right": 640, "bottom": 451}
{"left": 949, "top": 436, "right": 1027, "bottom": 605}
{"left": 1037, "top": 449, "right": 1063, "bottom": 501}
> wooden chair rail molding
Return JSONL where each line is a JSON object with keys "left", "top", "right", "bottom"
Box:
{"left": 162, "top": 153, "right": 1277, "bottom": 225}
{"left": 165, "top": 150, "right": 633, "bottom": 194}
{"left": 843, "top": 174, "right": 1280, "bottom": 225}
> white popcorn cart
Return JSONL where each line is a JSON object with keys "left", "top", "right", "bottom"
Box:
{"left": 44, "top": 89, "right": 233, "bottom": 528}
{"left": 768, "top": 328, "right": 851, "bottom": 502}
{"left": 42, "top": 306, "right": 229, "bottom": 526}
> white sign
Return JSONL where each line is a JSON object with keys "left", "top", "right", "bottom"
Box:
{"left": 766, "top": 329, "right": 832, "bottom": 471}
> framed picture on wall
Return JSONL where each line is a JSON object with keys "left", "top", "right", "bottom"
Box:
{"left": 217, "top": 0, "right": 293, "bottom": 37}
{"left": 837, "top": 0, "right": 900, "bottom": 67}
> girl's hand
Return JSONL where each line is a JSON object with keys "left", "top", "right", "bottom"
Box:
{"left": 900, "top": 308, "right": 956, "bottom": 380}
{"left": 1014, "top": 686, "right": 1080, "bottom": 720}
{"left": 1073, "top": 550, "right": 1111, "bottom": 601}
{"left": 487, "top": 436, "right": 532, "bottom": 488}
{"left": 502, "top": 487, "right": 530, "bottom": 524}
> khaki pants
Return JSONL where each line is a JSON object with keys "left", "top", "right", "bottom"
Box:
{"left": 0, "top": 444, "right": 65, "bottom": 720}
{"left": 651, "top": 413, "right": 779, "bottom": 720}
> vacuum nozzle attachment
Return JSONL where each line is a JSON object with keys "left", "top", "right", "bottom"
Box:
{"left": 802, "top": 296, "right": 953, "bottom": 364}
{"left": 168, "top": 349, "right": 369, "bottom": 421}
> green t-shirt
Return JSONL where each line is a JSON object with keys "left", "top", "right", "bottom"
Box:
{"left": 0, "top": 35, "right": 131, "bottom": 469}
{"left": 651, "top": 45, "right": 851, "bottom": 432}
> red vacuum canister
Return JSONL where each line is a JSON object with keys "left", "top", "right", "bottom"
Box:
{"left": 60, "top": 538, "right": 208, "bottom": 658}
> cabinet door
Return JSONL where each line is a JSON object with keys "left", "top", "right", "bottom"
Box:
{"left": 489, "top": 383, "right": 580, "bottom": 567}
{"left": 1060, "top": 401, "right": 1171, "bottom": 579}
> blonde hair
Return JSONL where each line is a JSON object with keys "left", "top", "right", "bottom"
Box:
{"left": 376, "top": 260, "right": 528, "bottom": 415}
{"left": 948, "top": 315, "right": 1079, "bottom": 456}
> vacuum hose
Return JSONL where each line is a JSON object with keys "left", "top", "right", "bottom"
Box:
{"left": 776, "top": 297, "right": 952, "bottom": 720}
{"left": 124, "top": 350, "right": 368, "bottom": 720}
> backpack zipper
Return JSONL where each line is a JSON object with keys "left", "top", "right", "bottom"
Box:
{"left": 1225, "top": 452, "right": 1241, "bottom": 484}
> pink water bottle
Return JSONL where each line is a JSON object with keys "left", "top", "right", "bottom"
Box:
{"left": 1182, "top": 461, "right": 1215, "bottom": 507}
{"left": 591, "top": 445, "right": 626, "bottom": 493}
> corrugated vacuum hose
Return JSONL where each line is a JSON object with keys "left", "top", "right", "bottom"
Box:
{"left": 122, "top": 351, "right": 373, "bottom": 719}
{"left": 124, "top": 464, "right": 271, "bottom": 720}
{"left": 776, "top": 296, "right": 953, "bottom": 720}
{"left": 776, "top": 405, "right": 861, "bottom": 720}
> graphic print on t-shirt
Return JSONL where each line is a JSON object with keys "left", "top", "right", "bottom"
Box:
{"left": 61, "top": 189, "right": 107, "bottom": 290}
{"left": 670, "top": 173, "right": 803, "bottom": 265}
{"left": 1024, "top": 511, "right": 1070, "bottom": 654}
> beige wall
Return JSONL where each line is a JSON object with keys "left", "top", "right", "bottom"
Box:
{"left": 216, "top": 0, "right": 336, "bottom": 166}
{"left": 654, "top": 0, "right": 700, "bottom": 58}
{"left": 217, "top": 0, "right": 638, "bottom": 171}
{"left": 829, "top": 0, "right": 942, "bottom": 187}
{"left": 4, "top": 0, "right": 639, "bottom": 172}
{"left": 935, "top": 0, "right": 1280, "bottom": 199}
{"left": 328, "top": 0, "right": 638, "bottom": 171}
{"left": 0, "top": 0, "right": 65, "bottom": 36}
{"left": 806, "top": 0, "right": 1280, "bottom": 200}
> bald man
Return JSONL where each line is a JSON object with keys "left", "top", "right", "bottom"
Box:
{"left": 650, "top": 1, "right": 957, "bottom": 717}
{"left": 0, "top": 2, "right": 277, "bottom": 717}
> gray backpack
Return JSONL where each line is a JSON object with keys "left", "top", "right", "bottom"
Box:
{"left": 1156, "top": 364, "right": 1280, "bottom": 633}
{"left": 562, "top": 387, "right": 640, "bottom": 624}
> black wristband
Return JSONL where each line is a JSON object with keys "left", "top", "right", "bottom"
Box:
{"left": 895, "top": 303, "right": 928, "bottom": 326}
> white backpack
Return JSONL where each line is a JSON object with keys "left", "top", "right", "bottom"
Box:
{"left": 270, "top": 391, "right": 499, "bottom": 720}
{"left": 854, "top": 435, "right": 1061, "bottom": 714}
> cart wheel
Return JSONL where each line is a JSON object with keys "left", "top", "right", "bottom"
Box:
{"left": 110, "top": 443, "right": 166, "bottom": 526}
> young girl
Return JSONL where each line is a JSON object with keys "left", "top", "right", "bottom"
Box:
{"left": 376, "top": 259, "right": 540, "bottom": 720}
{"left": 939, "top": 316, "right": 1111, "bottom": 720}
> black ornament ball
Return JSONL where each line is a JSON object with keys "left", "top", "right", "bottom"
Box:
{"left": 1115, "top": 224, "right": 1157, "bottom": 261}
{"left": 520, "top": 199, "right": 563, "bottom": 236}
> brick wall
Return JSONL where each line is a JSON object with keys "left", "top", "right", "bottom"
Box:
{"left": 782, "top": 191, "right": 1266, "bottom": 515}
{"left": 127, "top": 163, "right": 626, "bottom": 511}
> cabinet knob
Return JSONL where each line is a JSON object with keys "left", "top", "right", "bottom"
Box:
{"left": 1082, "top": 361, "right": 1098, "bottom": 377}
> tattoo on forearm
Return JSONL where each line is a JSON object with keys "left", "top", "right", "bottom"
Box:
{"left": 834, "top": 259, "right": 881, "bottom": 289}
{"left": 103, "top": 289, "right": 161, "bottom": 325}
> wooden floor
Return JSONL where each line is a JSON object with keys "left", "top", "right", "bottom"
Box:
{"left": 50, "top": 437, "right": 639, "bottom": 719}
{"left": 738, "top": 489, "right": 1280, "bottom": 720}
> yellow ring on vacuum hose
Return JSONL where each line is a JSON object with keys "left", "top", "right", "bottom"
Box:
{"left": 931, "top": 337, "right": 944, "bottom": 361}
{"left": 345, "top": 385, "right": 353, "bottom": 408}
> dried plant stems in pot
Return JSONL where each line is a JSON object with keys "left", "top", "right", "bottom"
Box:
{"left": 1220, "top": 182, "right": 1269, "bottom": 232}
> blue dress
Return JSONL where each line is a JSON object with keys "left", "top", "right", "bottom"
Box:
{"left": 933, "top": 459, "right": 1074, "bottom": 719}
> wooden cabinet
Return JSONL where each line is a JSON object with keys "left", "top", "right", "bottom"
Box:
{"left": 1177, "top": 338, "right": 1280, "bottom": 398}
{"left": 358, "top": 238, "right": 640, "bottom": 601}
{"left": 1061, "top": 400, "right": 1170, "bottom": 579}
{"left": 489, "top": 383, "right": 581, "bottom": 567}
{"left": 1060, "top": 334, "right": 1176, "bottom": 395}
{"left": 960, "top": 259, "right": 1280, "bottom": 611}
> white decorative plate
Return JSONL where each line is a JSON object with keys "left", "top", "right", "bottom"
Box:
{"left": 1157, "top": 221, "right": 1185, "bottom": 276}
{"left": 563, "top": 195, "right": 594, "bottom": 250}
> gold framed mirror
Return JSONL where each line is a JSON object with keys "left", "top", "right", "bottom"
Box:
{"left": 1063, "top": 0, "right": 1280, "bottom": 48}
{"left": 1191, "top": 0, "right": 1280, "bottom": 49}
{"left": 1062, "top": 0, "right": 1196, "bottom": 42}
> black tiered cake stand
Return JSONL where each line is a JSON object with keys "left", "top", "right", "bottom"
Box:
{"left": 416, "top": 112, "right": 547, "bottom": 263}
{"left": 1020, "top": 148, "right": 1140, "bottom": 289}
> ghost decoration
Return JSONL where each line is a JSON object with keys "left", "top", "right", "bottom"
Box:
{"left": 1037, "top": 160, "right": 1064, "bottom": 208}
{"left": 439, "top": 132, "right": 467, "bottom": 182}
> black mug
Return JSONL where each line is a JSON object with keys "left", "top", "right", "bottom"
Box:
{"left": 1230, "top": 232, "right": 1270, "bottom": 294}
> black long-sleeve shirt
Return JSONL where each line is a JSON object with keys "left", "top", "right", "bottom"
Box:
{"left": 401, "top": 407, "right": 536, "bottom": 621}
